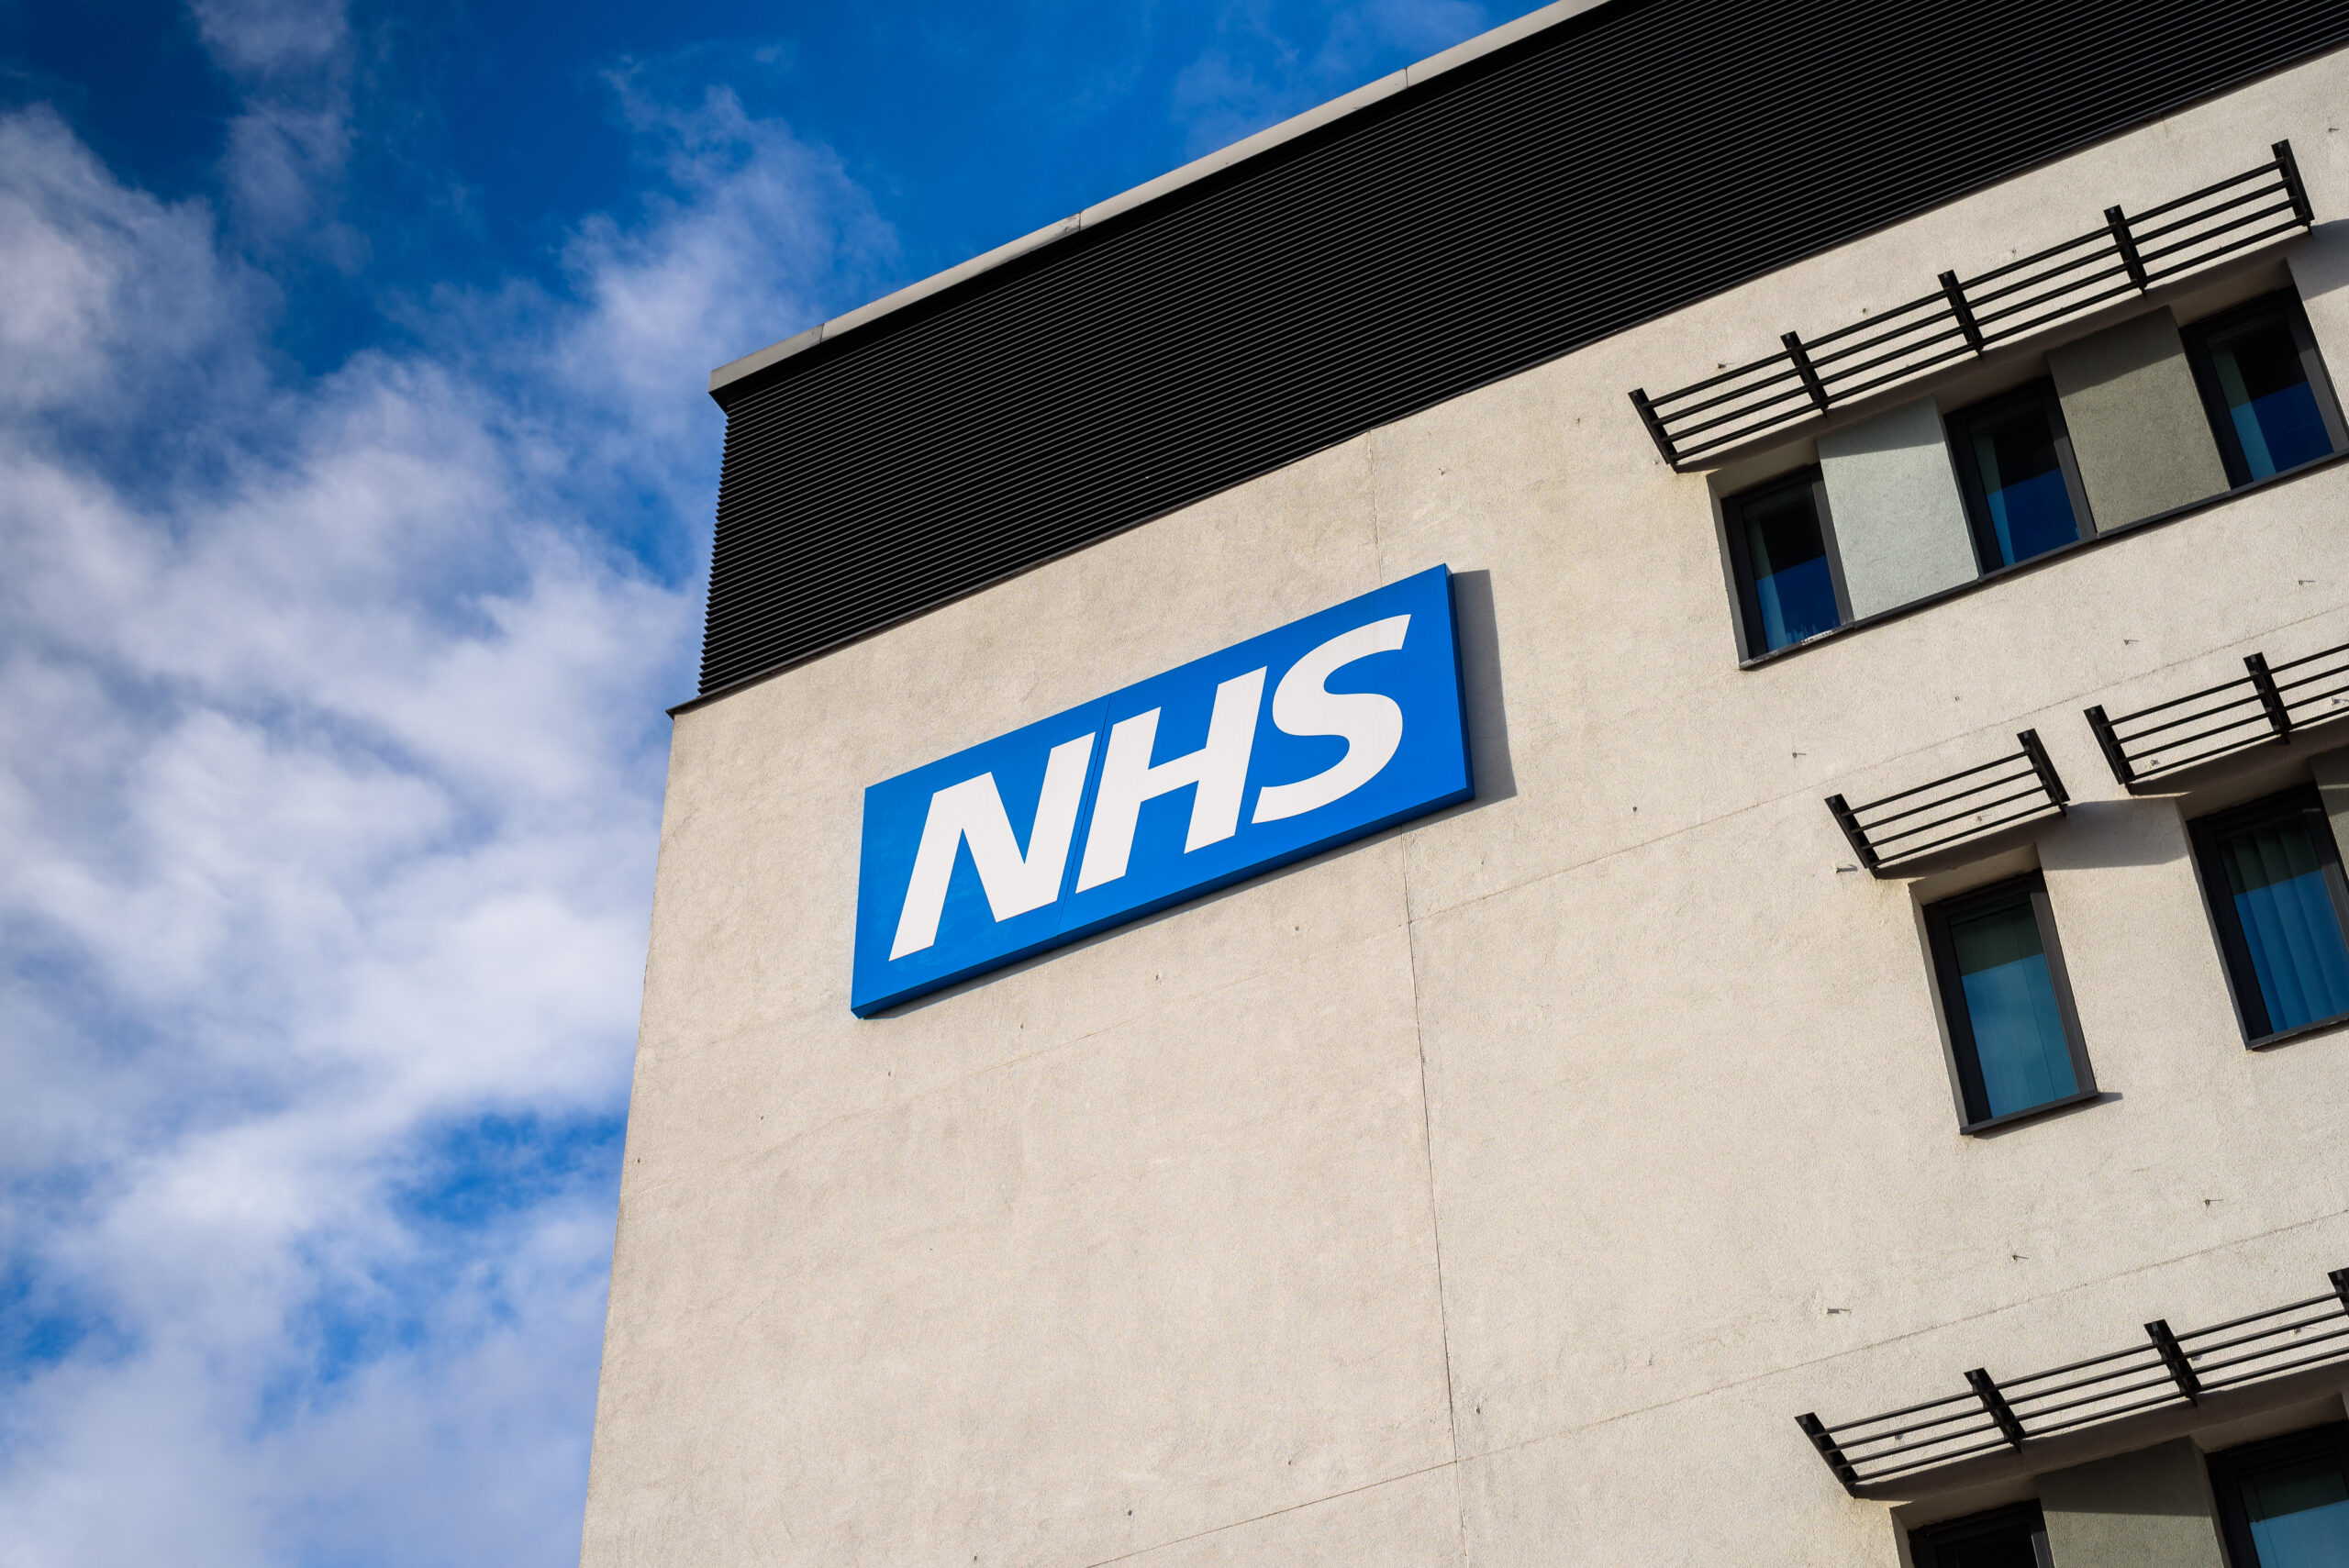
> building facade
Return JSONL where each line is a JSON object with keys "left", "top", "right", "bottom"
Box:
{"left": 584, "top": 4, "right": 2349, "bottom": 1563}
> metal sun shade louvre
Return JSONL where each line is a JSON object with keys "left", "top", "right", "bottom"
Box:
{"left": 1799, "top": 1267, "right": 2349, "bottom": 1496}
{"left": 1825, "top": 731, "right": 2068, "bottom": 877}
{"left": 2087, "top": 635, "right": 2349, "bottom": 792}
{"left": 1631, "top": 143, "right": 2315, "bottom": 469}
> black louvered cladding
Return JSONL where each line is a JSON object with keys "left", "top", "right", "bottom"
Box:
{"left": 696, "top": 0, "right": 2349, "bottom": 700}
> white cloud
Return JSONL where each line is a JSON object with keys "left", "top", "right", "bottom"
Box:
{"left": 0, "top": 69, "right": 885, "bottom": 1568}
{"left": 188, "top": 0, "right": 358, "bottom": 249}
{"left": 190, "top": 0, "right": 350, "bottom": 77}
{"left": 0, "top": 109, "right": 242, "bottom": 422}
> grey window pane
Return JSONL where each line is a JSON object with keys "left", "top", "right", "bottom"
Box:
{"left": 1951, "top": 895, "right": 2076, "bottom": 1118}
{"left": 2207, "top": 308, "right": 2334, "bottom": 478}
{"left": 2242, "top": 1454, "right": 2349, "bottom": 1568}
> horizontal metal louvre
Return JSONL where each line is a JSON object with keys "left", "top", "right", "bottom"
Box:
{"left": 696, "top": 0, "right": 2349, "bottom": 699}
{"left": 1800, "top": 1267, "right": 2349, "bottom": 1496}
{"left": 1634, "top": 146, "right": 2314, "bottom": 466}
{"left": 1826, "top": 731, "right": 2069, "bottom": 877}
{"left": 2087, "top": 634, "right": 2349, "bottom": 792}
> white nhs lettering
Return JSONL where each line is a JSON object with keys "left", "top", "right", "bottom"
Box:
{"left": 1074, "top": 665, "right": 1265, "bottom": 892}
{"left": 886, "top": 613, "right": 1411, "bottom": 960}
{"left": 886, "top": 734, "right": 1094, "bottom": 960}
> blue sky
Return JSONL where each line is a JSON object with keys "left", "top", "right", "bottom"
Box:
{"left": 0, "top": 1, "right": 1493, "bottom": 1562}
{"left": 10, "top": 0, "right": 1490, "bottom": 380}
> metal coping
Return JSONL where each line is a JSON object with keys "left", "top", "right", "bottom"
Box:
{"left": 706, "top": 0, "right": 1613, "bottom": 397}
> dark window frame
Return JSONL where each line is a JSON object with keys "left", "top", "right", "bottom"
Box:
{"left": 2181, "top": 289, "right": 2349, "bottom": 489}
{"left": 1924, "top": 872, "right": 2098, "bottom": 1134}
{"left": 1720, "top": 464, "right": 1850, "bottom": 661}
{"left": 1946, "top": 378, "right": 2098, "bottom": 570}
{"left": 2187, "top": 784, "right": 2349, "bottom": 1048}
{"left": 2208, "top": 1420, "right": 2349, "bottom": 1568}
{"left": 1908, "top": 1500, "right": 2053, "bottom": 1568}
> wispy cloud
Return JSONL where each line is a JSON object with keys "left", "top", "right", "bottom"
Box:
{"left": 188, "top": 0, "right": 358, "bottom": 252}
{"left": 190, "top": 0, "right": 351, "bottom": 75}
{"left": 0, "top": 62, "right": 885, "bottom": 1568}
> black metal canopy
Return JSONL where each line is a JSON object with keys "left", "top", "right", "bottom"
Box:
{"left": 1800, "top": 1266, "right": 2349, "bottom": 1496}
{"left": 1632, "top": 146, "right": 2313, "bottom": 469}
{"left": 1827, "top": 731, "right": 2069, "bottom": 878}
{"left": 2088, "top": 634, "right": 2349, "bottom": 793}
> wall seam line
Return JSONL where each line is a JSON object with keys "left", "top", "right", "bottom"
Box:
{"left": 1370, "top": 426, "right": 1474, "bottom": 1567}
{"left": 1073, "top": 1459, "right": 1458, "bottom": 1567}
{"left": 1406, "top": 904, "right": 1472, "bottom": 1568}
{"left": 1451, "top": 1200, "right": 2349, "bottom": 1471}
{"left": 1409, "top": 592, "right": 2349, "bottom": 933}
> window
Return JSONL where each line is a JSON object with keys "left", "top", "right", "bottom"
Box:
{"left": 2210, "top": 1424, "right": 2349, "bottom": 1568}
{"left": 1924, "top": 873, "right": 2096, "bottom": 1130}
{"left": 1909, "top": 1502, "right": 2052, "bottom": 1568}
{"left": 1723, "top": 466, "right": 1845, "bottom": 656}
{"left": 2188, "top": 786, "right": 2349, "bottom": 1044}
{"left": 1947, "top": 381, "right": 2093, "bottom": 569}
{"left": 2184, "top": 291, "right": 2349, "bottom": 487}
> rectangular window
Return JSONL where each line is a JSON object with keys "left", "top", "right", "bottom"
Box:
{"left": 2188, "top": 786, "right": 2349, "bottom": 1044}
{"left": 2210, "top": 1424, "right": 2349, "bottom": 1568}
{"left": 1925, "top": 873, "right": 2096, "bottom": 1130}
{"left": 1948, "top": 380, "right": 2094, "bottom": 569}
{"left": 1909, "top": 1502, "right": 2052, "bottom": 1568}
{"left": 2183, "top": 291, "right": 2349, "bottom": 487}
{"left": 1722, "top": 466, "right": 1846, "bottom": 656}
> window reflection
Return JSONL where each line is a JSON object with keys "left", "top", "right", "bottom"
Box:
{"left": 2234, "top": 1452, "right": 2349, "bottom": 1568}
{"left": 1742, "top": 480, "right": 1839, "bottom": 651}
{"left": 1949, "top": 893, "right": 2077, "bottom": 1118}
{"left": 2203, "top": 304, "right": 2334, "bottom": 480}
{"left": 1958, "top": 390, "right": 2084, "bottom": 566}
{"left": 2212, "top": 808, "right": 2349, "bottom": 1032}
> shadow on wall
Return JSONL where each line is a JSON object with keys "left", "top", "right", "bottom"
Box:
{"left": 1451, "top": 567, "right": 1517, "bottom": 806}
{"left": 2292, "top": 218, "right": 2349, "bottom": 304}
{"left": 2038, "top": 797, "right": 2197, "bottom": 872}
{"left": 1970, "top": 1088, "right": 2124, "bottom": 1140}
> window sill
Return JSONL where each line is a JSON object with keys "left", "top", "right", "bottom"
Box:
{"left": 1959, "top": 1087, "right": 2106, "bottom": 1137}
{"left": 2249, "top": 1009, "right": 2349, "bottom": 1052}
{"left": 1737, "top": 446, "right": 2349, "bottom": 671}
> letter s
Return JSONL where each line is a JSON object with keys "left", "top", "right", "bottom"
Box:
{"left": 1250, "top": 614, "right": 1409, "bottom": 824}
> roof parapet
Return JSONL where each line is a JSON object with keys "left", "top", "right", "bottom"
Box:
{"left": 708, "top": 0, "right": 1610, "bottom": 396}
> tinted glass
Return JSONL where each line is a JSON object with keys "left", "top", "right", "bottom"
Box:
{"left": 1951, "top": 893, "right": 2076, "bottom": 1118}
{"left": 1968, "top": 397, "right": 2080, "bottom": 565}
{"left": 1931, "top": 1523, "right": 2043, "bottom": 1568}
{"left": 2240, "top": 1453, "right": 2349, "bottom": 1568}
{"left": 2214, "top": 807, "right": 2349, "bottom": 1033}
{"left": 2206, "top": 306, "right": 2333, "bottom": 480}
{"left": 1742, "top": 481, "right": 1838, "bottom": 651}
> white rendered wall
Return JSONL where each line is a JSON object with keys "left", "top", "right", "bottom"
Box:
{"left": 585, "top": 49, "right": 2349, "bottom": 1568}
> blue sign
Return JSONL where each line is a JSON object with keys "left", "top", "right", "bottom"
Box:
{"left": 851, "top": 564, "right": 1473, "bottom": 1016}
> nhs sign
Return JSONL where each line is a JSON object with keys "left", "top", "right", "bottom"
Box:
{"left": 851, "top": 565, "right": 1473, "bottom": 1015}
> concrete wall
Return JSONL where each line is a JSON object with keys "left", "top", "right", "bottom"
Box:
{"left": 584, "top": 49, "right": 2349, "bottom": 1568}
{"left": 2041, "top": 1440, "right": 2226, "bottom": 1568}
{"left": 2049, "top": 309, "right": 2231, "bottom": 529}
{"left": 1817, "top": 397, "right": 1980, "bottom": 618}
